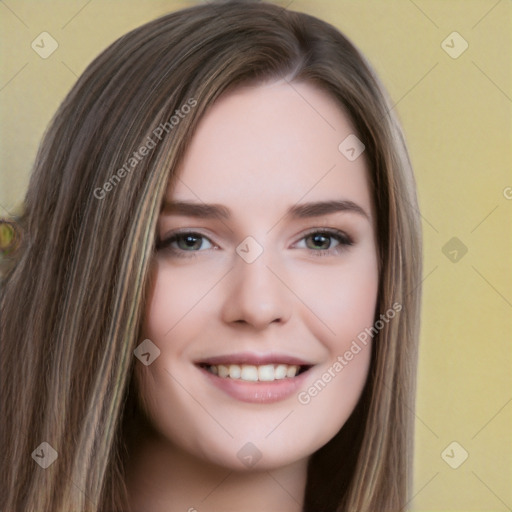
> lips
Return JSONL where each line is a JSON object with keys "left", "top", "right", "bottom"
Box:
{"left": 194, "top": 352, "right": 315, "bottom": 403}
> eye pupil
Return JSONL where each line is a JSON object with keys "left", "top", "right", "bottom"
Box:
{"left": 308, "top": 233, "right": 330, "bottom": 250}
{"left": 179, "top": 234, "right": 202, "bottom": 250}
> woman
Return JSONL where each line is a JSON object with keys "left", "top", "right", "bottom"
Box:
{"left": 0, "top": 1, "right": 422, "bottom": 510}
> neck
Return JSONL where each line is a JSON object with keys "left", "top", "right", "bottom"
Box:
{"left": 124, "top": 414, "right": 308, "bottom": 512}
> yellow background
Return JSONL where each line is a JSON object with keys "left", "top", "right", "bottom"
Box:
{"left": 1, "top": 1, "right": 510, "bottom": 510}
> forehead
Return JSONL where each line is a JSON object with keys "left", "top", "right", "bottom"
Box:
{"left": 168, "top": 79, "right": 372, "bottom": 215}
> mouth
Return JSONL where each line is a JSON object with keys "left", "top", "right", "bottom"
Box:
{"left": 194, "top": 352, "right": 315, "bottom": 403}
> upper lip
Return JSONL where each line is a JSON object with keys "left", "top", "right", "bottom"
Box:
{"left": 195, "top": 352, "right": 314, "bottom": 367}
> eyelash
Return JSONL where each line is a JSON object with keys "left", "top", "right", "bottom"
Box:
{"left": 155, "top": 228, "right": 353, "bottom": 259}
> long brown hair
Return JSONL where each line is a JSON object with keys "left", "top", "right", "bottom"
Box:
{"left": 0, "top": 1, "right": 422, "bottom": 510}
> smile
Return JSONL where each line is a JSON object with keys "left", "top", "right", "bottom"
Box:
{"left": 194, "top": 352, "right": 315, "bottom": 403}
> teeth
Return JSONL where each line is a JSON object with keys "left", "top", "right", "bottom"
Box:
{"left": 258, "top": 364, "right": 275, "bottom": 381}
{"left": 206, "top": 363, "right": 302, "bottom": 381}
{"left": 218, "top": 365, "right": 229, "bottom": 378}
{"left": 274, "top": 364, "right": 288, "bottom": 380}
{"left": 241, "top": 365, "right": 258, "bottom": 381}
{"left": 286, "top": 365, "right": 298, "bottom": 378}
{"left": 229, "top": 365, "right": 241, "bottom": 379}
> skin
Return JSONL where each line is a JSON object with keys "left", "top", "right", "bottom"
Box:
{"left": 126, "top": 79, "right": 379, "bottom": 512}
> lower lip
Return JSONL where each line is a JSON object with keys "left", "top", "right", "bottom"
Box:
{"left": 197, "top": 366, "right": 312, "bottom": 404}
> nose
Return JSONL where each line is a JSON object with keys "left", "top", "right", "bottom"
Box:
{"left": 220, "top": 249, "right": 292, "bottom": 330}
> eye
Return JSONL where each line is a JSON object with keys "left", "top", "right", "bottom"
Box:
{"left": 156, "top": 231, "right": 214, "bottom": 258}
{"left": 295, "top": 228, "right": 353, "bottom": 256}
{"left": 156, "top": 228, "right": 354, "bottom": 259}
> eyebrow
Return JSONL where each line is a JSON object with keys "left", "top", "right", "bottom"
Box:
{"left": 161, "top": 199, "right": 370, "bottom": 221}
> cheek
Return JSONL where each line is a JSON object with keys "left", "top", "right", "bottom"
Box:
{"left": 293, "top": 245, "right": 379, "bottom": 353}
{"left": 285, "top": 247, "right": 378, "bottom": 432}
{"left": 134, "top": 260, "right": 224, "bottom": 438}
{"left": 140, "top": 259, "right": 222, "bottom": 343}
{"left": 134, "top": 263, "right": 189, "bottom": 422}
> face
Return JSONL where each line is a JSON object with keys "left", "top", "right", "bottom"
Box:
{"left": 135, "top": 79, "right": 379, "bottom": 471}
